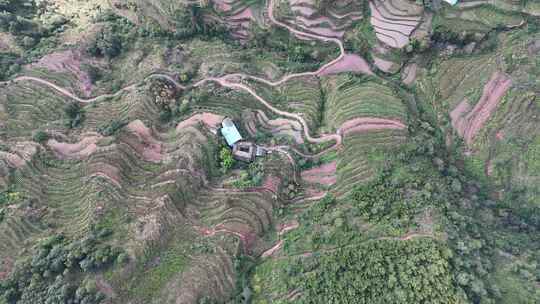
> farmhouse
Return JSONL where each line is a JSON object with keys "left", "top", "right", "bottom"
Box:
{"left": 221, "top": 117, "right": 243, "bottom": 147}
{"left": 220, "top": 118, "right": 266, "bottom": 162}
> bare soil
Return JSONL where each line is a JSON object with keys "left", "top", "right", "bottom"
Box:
{"left": 175, "top": 113, "right": 224, "bottom": 131}
{"left": 262, "top": 175, "right": 281, "bottom": 193}
{"left": 338, "top": 118, "right": 406, "bottom": 136}
{"left": 126, "top": 120, "right": 162, "bottom": 163}
{"left": 278, "top": 220, "right": 299, "bottom": 235}
{"left": 31, "top": 50, "right": 96, "bottom": 97}
{"left": 0, "top": 151, "right": 26, "bottom": 168}
{"left": 301, "top": 161, "right": 337, "bottom": 186}
{"left": 318, "top": 54, "right": 373, "bottom": 76}
{"left": 373, "top": 56, "right": 396, "bottom": 73}
{"left": 261, "top": 240, "right": 283, "bottom": 258}
{"left": 451, "top": 72, "right": 512, "bottom": 145}
{"left": 0, "top": 257, "right": 14, "bottom": 281}
{"left": 48, "top": 136, "right": 101, "bottom": 160}
{"left": 401, "top": 63, "right": 417, "bottom": 85}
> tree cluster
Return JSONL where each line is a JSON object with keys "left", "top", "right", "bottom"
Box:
{"left": 283, "top": 239, "right": 463, "bottom": 304}
{"left": 63, "top": 102, "right": 85, "bottom": 129}
{"left": 0, "top": 232, "right": 124, "bottom": 304}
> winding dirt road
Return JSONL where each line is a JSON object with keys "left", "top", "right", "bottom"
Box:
{"left": 0, "top": 0, "right": 344, "bottom": 151}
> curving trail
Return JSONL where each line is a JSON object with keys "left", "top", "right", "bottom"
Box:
{"left": 221, "top": 0, "right": 346, "bottom": 87}
{"left": 0, "top": 74, "right": 187, "bottom": 103}
{"left": 0, "top": 0, "right": 350, "bottom": 151}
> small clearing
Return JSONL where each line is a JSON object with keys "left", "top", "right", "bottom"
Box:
{"left": 338, "top": 118, "right": 406, "bottom": 136}
{"left": 261, "top": 240, "right": 283, "bottom": 258}
{"left": 278, "top": 220, "right": 300, "bottom": 235}
{"left": 175, "top": 112, "right": 224, "bottom": 131}
{"left": 301, "top": 161, "right": 337, "bottom": 186}
{"left": 126, "top": 120, "right": 163, "bottom": 163}
{"left": 318, "top": 54, "right": 373, "bottom": 76}
{"left": 31, "top": 50, "right": 96, "bottom": 97}
{"left": 401, "top": 63, "right": 417, "bottom": 85}
{"left": 48, "top": 136, "right": 101, "bottom": 160}
{"left": 262, "top": 175, "right": 282, "bottom": 194}
{"left": 373, "top": 56, "right": 397, "bottom": 73}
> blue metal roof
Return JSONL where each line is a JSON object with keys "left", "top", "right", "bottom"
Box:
{"left": 443, "top": 0, "right": 458, "bottom": 5}
{"left": 221, "top": 118, "right": 242, "bottom": 146}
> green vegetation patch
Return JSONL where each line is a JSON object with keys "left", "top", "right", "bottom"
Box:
{"left": 290, "top": 238, "right": 461, "bottom": 304}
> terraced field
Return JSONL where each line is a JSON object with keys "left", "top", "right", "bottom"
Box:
{"left": 1, "top": 0, "right": 539, "bottom": 302}
{"left": 333, "top": 129, "right": 407, "bottom": 199}
{"left": 369, "top": 0, "right": 424, "bottom": 49}
{"left": 322, "top": 74, "right": 407, "bottom": 131}
{"left": 415, "top": 28, "right": 539, "bottom": 208}
{"left": 417, "top": 54, "right": 499, "bottom": 111}
{"left": 278, "top": 0, "right": 364, "bottom": 40}
{"left": 0, "top": 82, "right": 67, "bottom": 137}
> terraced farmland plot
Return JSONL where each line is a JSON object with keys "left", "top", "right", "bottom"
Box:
{"left": 333, "top": 129, "right": 407, "bottom": 200}
{"left": 418, "top": 55, "right": 498, "bottom": 110}
{"left": 322, "top": 75, "right": 407, "bottom": 130}
{"left": 281, "top": 0, "right": 364, "bottom": 40}
{"left": 255, "top": 76, "right": 323, "bottom": 129}
{"left": 369, "top": 0, "right": 424, "bottom": 49}
{"left": 0, "top": 83, "right": 67, "bottom": 137}
{"left": 0, "top": 214, "right": 46, "bottom": 259}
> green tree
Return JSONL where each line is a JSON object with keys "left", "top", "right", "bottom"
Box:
{"left": 219, "top": 147, "right": 234, "bottom": 173}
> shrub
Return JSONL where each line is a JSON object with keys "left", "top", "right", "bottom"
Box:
{"left": 32, "top": 130, "right": 49, "bottom": 143}
{"left": 219, "top": 147, "right": 234, "bottom": 173}
{"left": 63, "top": 102, "right": 85, "bottom": 128}
{"left": 81, "top": 64, "right": 101, "bottom": 84}
{"left": 97, "top": 119, "right": 127, "bottom": 136}
{"left": 87, "top": 25, "right": 122, "bottom": 58}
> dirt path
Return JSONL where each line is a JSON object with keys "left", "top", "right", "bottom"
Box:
{"left": 0, "top": 74, "right": 187, "bottom": 103}
{"left": 0, "top": 0, "right": 358, "bottom": 153}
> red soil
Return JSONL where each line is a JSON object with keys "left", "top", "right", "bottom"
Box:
{"left": 126, "top": 120, "right": 162, "bottom": 163}
{"left": 213, "top": 0, "right": 233, "bottom": 12}
{"left": 214, "top": 223, "right": 257, "bottom": 254}
{"left": 261, "top": 240, "right": 283, "bottom": 258}
{"left": 485, "top": 158, "right": 494, "bottom": 177}
{"left": 176, "top": 112, "right": 224, "bottom": 131}
{"left": 0, "top": 258, "right": 14, "bottom": 281}
{"left": 304, "top": 188, "right": 326, "bottom": 199}
{"left": 291, "top": 5, "right": 316, "bottom": 17}
{"left": 402, "top": 63, "right": 417, "bottom": 85}
{"left": 338, "top": 117, "right": 406, "bottom": 136}
{"left": 48, "top": 136, "right": 100, "bottom": 160}
{"left": 262, "top": 175, "right": 281, "bottom": 194}
{"left": 373, "top": 56, "right": 396, "bottom": 73}
{"left": 0, "top": 151, "right": 25, "bottom": 168}
{"left": 318, "top": 54, "right": 373, "bottom": 76}
{"left": 230, "top": 7, "right": 254, "bottom": 21}
{"left": 2, "top": 142, "right": 39, "bottom": 168}
{"left": 278, "top": 220, "right": 299, "bottom": 235}
{"left": 301, "top": 161, "right": 337, "bottom": 186}
{"left": 31, "top": 50, "right": 95, "bottom": 97}
{"left": 451, "top": 72, "right": 512, "bottom": 145}
{"left": 495, "top": 130, "right": 505, "bottom": 141}
{"left": 369, "top": 1, "right": 421, "bottom": 49}
{"left": 88, "top": 163, "right": 122, "bottom": 188}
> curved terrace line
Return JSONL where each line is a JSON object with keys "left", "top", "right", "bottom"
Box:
{"left": 1, "top": 0, "right": 349, "bottom": 152}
